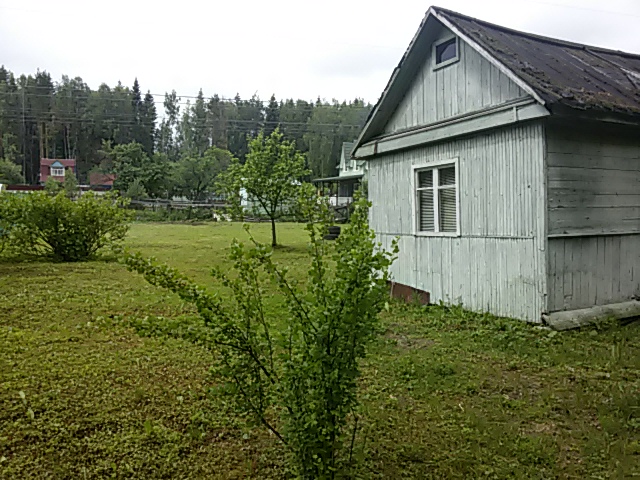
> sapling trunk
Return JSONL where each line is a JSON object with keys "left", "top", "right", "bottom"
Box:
{"left": 271, "top": 217, "right": 277, "bottom": 247}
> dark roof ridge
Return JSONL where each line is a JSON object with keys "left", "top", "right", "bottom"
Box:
{"left": 432, "top": 5, "right": 640, "bottom": 59}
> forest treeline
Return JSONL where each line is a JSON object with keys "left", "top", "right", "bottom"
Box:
{"left": 0, "top": 67, "right": 371, "bottom": 184}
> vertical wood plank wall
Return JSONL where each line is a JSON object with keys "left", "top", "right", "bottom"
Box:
{"left": 546, "top": 123, "right": 640, "bottom": 312}
{"left": 384, "top": 37, "right": 526, "bottom": 135}
{"left": 369, "top": 123, "right": 547, "bottom": 321}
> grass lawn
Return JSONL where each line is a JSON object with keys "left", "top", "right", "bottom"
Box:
{"left": 1, "top": 222, "right": 639, "bottom": 478}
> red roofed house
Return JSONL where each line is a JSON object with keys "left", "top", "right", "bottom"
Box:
{"left": 40, "top": 158, "right": 76, "bottom": 184}
{"left": 89, "top": 172, "right": 116, "bottom": 189}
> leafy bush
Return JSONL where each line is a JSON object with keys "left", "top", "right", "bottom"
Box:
{"left": 44, "top": 177, "right": 63, "bottom": 195}
{"left": 123, "top": 193, "right": 398, "bottom": 478}
{"left": 0, "top": 191, "right": 132, "bottom": 261}
{"left": 132, "top": 207, "right": 218, "bottom": 222}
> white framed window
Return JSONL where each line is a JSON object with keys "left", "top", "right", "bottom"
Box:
{"left": 51, "top": 166, "right": 65, "bottom": 177}
{"left": 413, "top": 159, "right": 460, "bottom": 236}
{"left": 433, "top": 36, "right": 459, "bottom": 70}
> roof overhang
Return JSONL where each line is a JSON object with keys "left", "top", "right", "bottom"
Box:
{"left": 356, "top": 99, "right": 549, "bottom": 159}
{"left": 312, "top": 173, "right": 364, "bottom": 183}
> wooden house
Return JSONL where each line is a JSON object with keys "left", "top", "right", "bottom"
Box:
{"left": 352, "top": 7, "right": 640, "bottom": 328}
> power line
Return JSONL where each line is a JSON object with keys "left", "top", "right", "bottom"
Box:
{"left": 0, "top": 112, "right": 364, "bottom": 129}
{"left": 0, "top": 87, "right": 372, "bottom": 111}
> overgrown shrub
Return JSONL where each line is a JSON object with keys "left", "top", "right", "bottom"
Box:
{"left": 0, "top": 191, "right": 132, "bottom": 261}
{"left": 123, "top": 193, "right": 398, "bottom": 478}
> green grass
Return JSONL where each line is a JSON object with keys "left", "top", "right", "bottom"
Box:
{"left": 1, "top": 222, "right": 639, "bottom": 478}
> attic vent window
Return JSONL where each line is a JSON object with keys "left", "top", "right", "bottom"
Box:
{"left": 433, "top": 37, "right": 459, "bottom": 69}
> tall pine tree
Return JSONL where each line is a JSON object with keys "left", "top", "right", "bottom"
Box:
{"left": 264, "top": 94, "right": 280, "bottom": 135}
{"left": 141, "top": 91, "right": 156, "bottom": 155}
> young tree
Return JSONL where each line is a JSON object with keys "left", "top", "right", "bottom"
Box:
{"left": 44, "top": 176, "right": 63, "bottom": 195}
{"left": 123, "top": 178, "right": 148, "bottom": 199}
{"left": 221, "top": 128, "right": 308, "bottom": 246}
{"left": 63, "top": 167, "right": 79, "bottom": 198}
{"left": 123, "top": 193, "right": 398, "bottom": 477}
{"left": 173, "top": 147, "right": 233, "bottom": 201}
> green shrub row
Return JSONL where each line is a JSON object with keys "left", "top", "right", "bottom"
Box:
{"left": 0, "top": 192, "right": 131, "bottom": 261}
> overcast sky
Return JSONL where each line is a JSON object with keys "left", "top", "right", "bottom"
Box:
{"left": 1, "top": 0, "right": 639, "bottom": 105}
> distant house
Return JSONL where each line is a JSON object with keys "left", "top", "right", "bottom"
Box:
{"left": 40, "top": 159, "right": 76, "bottom": 184}
{"left": 89, "top": 172, "right": 116, "bottom": 189}
{"left": 337, "top": 141, "right": 367, "bottom": 179}
{"left": 352, "top": 7, "right": 640, "bottom": 327}
{"left": 314, "top": 141, "right": 366, "bottom": 207}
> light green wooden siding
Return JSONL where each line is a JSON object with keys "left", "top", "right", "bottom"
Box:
{"left": 384, "top": 36, "right": 526, "bottom": 134}
{"left": 369, "top": 122, "right": 547, "bottom": 321}
{"left": 546, "top": 122, "right": 640, "bottom": 312}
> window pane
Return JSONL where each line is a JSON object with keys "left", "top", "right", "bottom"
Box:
{"left": 439, "top": 188, "right": 457, "bottom": 232}
{"left": 418, "top": 170, "right": 433, "bottom": 188}
{"left": 418, "top": 190, "right": 434, "bottom": 231}
{"left": 436, "top": 38, "right": 457, "bottom": 64}
{"left": 439, "top": 166, "right": 456, "bottom": 186}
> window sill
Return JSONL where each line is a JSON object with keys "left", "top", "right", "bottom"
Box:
{"left": 433, "top": 56, "right": 460, "bottom": 71}
{"left": 413, "top": 232, "right": 461, "bottom": 238}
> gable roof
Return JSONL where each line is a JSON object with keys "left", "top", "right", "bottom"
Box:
{"left": 354, "top": 6, "right": 640, "bottom": 154}
{"left": 89, "top": 172, "right": 116, "bottom": 186}
{"left": 341, "top": 142, "right": 355, "bottom": 160}
{"left": 40, "top": 158, "right": 76, "bottom": 168}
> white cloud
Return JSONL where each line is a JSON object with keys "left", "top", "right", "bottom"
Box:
{"left": 0, "top": 0, "right": 638, "bottom": 105}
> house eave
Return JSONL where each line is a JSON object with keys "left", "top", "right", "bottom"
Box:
{"left": 354, "top": 98, "right": 549, "bottom": 159}
{"left": 547, "top": 104, "right": 640, "bottom": 127}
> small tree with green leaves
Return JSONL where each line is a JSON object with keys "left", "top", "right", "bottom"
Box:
{"left": 44, "top": 177, "right": 63, "bottom": 195}
{"left": 63, "top": 168, "right": 79, "bottom": 198}
{"left": 124, "top": 178, "right": 149, "bottom": 200}
{"left": 123, "top": 190, "right": 398, "bottom": 478}
{"left": 219, "top": 128, "right": 309, "bottom": 246}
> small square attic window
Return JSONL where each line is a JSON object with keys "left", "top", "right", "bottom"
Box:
{"left": 434, "top": 37, "right": 459, "bottom": 69}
